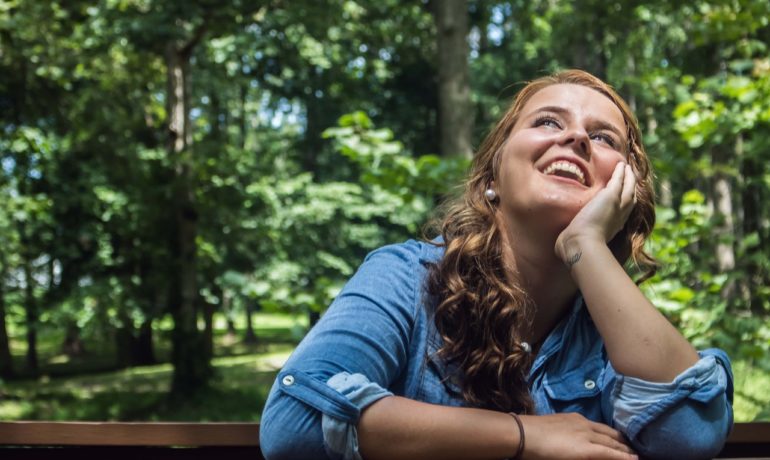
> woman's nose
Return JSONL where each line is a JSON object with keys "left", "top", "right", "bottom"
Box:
{"left": 559, "top": 127, "right": 591, "bottom": 159}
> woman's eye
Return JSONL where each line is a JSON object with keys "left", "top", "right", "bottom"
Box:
{"left": 534, "top": 116, "right": 561, "bottom": 129}
{"left": 591, "top": 132, "right": 617, "bottom": 148}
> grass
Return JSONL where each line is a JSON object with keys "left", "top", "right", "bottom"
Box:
{"left": 0, "top": 312, "right": 304, "bottom": 421}
{"left": 0, "top": 311, "right": 768, "bottom": 422}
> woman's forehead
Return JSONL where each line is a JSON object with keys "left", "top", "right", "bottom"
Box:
{"left": 520, "top": 84, "right": 626, "bottom": 128}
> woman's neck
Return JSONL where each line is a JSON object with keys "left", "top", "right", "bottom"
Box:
{"left": 498, "top": 214, "right": 578, "bottom": 344}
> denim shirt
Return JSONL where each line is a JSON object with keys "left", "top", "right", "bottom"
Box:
{"left": 260, "top": 240, "right": 734, "bottom": 460}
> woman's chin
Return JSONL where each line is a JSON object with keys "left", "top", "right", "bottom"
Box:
{"left": 539, "top": 192, "right": 589, "bottom": 219}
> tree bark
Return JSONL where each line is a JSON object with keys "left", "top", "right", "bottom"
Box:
{"left": 115, "top": 319, "right": 134, "bottom": 369}
{"left": 239, "top": 80, "right": 248, "bottom": 150}
{"left": 166, "top": 30, "right": 212, "bottom": 397}
{"left": 202, "top": 298, "right": 215, "bottom": 360}
{"left": 244, "top": 302, "right": 257, "bottom": 344}
{"left": 0, "top": 265, "right": 14, "bottom": 378}
{"left": 22, "top": 256, "right": 38, "bottom": 376}
{"left": 61, "top": 322, "right": 86, "bottom": 357}
{"left": 222, "top": 288, "right": 236, "bottom": 335}
{"left": 134, "top": 319, "right": 156, "bottom": 365}
{"left": 711, "top": 147, "right": 736, "bottom": 300}
{"left": 116, "top": 317, "right": 155, "bottom": 368}
{"left": 308, "top": 309, "right": 320, "bottom": 328}
{"left": 738, "top": 134, "right": 763, "bottom": 314}
{"left": 434, "top": 0, "right": 473, "bottom": 158}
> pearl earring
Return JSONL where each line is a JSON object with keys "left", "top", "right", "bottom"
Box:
{"left": 484, "top": 189, "right": 497, "bottom": 201}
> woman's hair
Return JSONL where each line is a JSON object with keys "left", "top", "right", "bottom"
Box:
{"left": 425, "top": 69, "right": 657, "bottom": 414}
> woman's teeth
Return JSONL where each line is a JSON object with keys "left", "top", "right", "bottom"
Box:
{"left": 543, "top": 160, "right": 586, "bottom": 185}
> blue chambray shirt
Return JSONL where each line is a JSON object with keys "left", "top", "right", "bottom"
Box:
{"left": 260, "top": 240, "right": 734, "bottom": 460}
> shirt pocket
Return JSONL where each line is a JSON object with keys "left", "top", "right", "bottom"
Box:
{"left": 415, "top": 354, "right": 466, "bottom": 407}
{"left": 542, "top": 357, "right": 604, "bottom": 420}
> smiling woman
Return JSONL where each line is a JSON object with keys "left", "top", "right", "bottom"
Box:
{"left": 258, "top": 70, "right": 733, "bottom": 460}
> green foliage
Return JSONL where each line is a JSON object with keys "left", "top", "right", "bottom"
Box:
{"left": 227, "top": 111, "right": 466, "bottom": 317}
{"left": 644, "top": 190, "right": 770, "bottom": 362}
{"left": 324, "top": 111, "right": 469, "bottom": 200}
{"left": 2, "top": 0, "right": 769, "bottom": 419}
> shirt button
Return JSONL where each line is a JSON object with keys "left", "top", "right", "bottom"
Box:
{"left": 584, "top": 379, "right": 596, "bottom": 390}
{"left": 282, "top": 375, "right": 295, "bottom": 386}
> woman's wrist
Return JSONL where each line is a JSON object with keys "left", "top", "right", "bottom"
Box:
{"left": 506, "top": 412, "right": 526, "bottom": 459}
{"left": 554, "top": 232, "right": 605, "bottom": 269}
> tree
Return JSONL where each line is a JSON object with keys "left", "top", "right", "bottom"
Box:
{"left": 434, "top": 0, "right": 473, "bottom": 158}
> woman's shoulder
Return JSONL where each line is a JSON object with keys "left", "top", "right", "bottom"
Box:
{"left": 362, "top": 238, "right": 445, "bottom": 267}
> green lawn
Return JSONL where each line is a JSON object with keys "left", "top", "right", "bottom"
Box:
{"left": 0, "top": 311, "right": 768, "bottom": 422}
{"left": 0, "top": 312, "right": 303, "bottom": 421}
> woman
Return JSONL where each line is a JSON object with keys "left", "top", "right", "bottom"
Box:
{"left": 259, "top": 70, "right": 733, "bottom": 460}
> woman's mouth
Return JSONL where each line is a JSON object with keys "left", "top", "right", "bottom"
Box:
{"left": 541, "top": 160, "right": 588, "bottom": 186}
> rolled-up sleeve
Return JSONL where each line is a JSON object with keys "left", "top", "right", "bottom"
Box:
{"left": 260, "top": 243, "right": 419, "bottom": 460}
{"left": 609, "top": 348, "right": 733, "bottom": 459}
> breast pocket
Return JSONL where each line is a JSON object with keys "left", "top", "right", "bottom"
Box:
{"left": 542, "top": 357, "right": 605, "bottom": 421}
{"left": 415, "top": 354, "right": 465, "bottom": 407}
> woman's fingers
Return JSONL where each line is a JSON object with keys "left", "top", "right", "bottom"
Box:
{"left": 588, "top": 444, "right": 639, "bottom": 460}
{"left": 520, "top": 413, "right": 637, "bottom": 460}
{"left": 607, "top": 161, "right": 626, "bottom": 193}
{"left": 590, "top": 432, "right": 636, "bottom": 454}
{"left": 620, "top": 164, "right": 637, "bottom": 209}
{"left": 587, "top": 422, "right": 635, "bottom": 454}
{"left": 589, "top": 420, "right": 627, "bottom": 443}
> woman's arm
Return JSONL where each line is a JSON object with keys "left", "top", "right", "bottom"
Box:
{"left": 358, "top": 396, "right": 636, "bottom": 460}
{"left": 563, "top": 238, "right": 698, "bottom": 380}
{"left": 261, "top": 242, "right": 637, "bottom": 460}
{"left": 555, "top": 163, "right": 731, "bottom": 458}
{"left": 555, "top": 162, "right": 698, "bottom": 381}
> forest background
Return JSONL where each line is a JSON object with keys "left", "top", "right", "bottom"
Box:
{"left": 0, "top": 0, "right": 768, "bottom": 422}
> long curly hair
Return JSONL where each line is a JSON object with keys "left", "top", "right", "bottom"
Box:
{"left": 425, "top": 69, "right": 658, "bottom": 414}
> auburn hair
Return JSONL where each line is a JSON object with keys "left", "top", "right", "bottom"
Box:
{"left": 425, "top": 69, "right": 657, "bottom": 414}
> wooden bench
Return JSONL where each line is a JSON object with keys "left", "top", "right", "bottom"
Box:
{"left": 0, "top": 421, "right": 767, "bottom": 458}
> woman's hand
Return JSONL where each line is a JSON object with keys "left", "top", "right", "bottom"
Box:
{"left": 520, "top": 413, "right": 637, "bottom": 460}
{"left": 554, "top": 162, "right": 636, "bottom": 266}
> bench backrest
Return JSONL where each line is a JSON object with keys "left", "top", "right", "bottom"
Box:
{"left": 0, "top": 421, "right": 767, "bottom": 458}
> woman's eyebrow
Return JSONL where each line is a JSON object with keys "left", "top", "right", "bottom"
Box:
{"left": 591, "top": 120, "right": 626, "bottom": 141}
{"left": 529, "top": 105, "right": 571, "bottom": 118}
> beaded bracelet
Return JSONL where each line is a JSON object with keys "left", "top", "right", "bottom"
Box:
{"left": 506, "top": 412, "right": 526, "bottom": 460}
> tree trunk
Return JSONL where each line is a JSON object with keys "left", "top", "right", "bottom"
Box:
{"left": 244, "top": 302, "right": 257, "bottom": 344}
{"left": 711, "top": 147, "right": 736, "bottom": 301}
{"left": 304, "top": 88, "right": 322, "bottom": 174}
{"left": 308, "top": 310, "right": 320, "bottom": 328}
{"left": 0, "top": 266, "right": 14, "bottom": 378}
{"left": 644, "top": 108, "right": 673, "bottom": 208}
{"left": 202, "top": 299, "right": 215, "bottom": 360}
{"left": 23, "top": 257, "right": 38, "bottom": 376}
{"left": 133, "top": 319, "right": 156, "bottom": 366}
{"left": 239, "top": 81, "right": 248, "bottom": 150}
{"left": 738, "top": 134, "right": 763, "bottom": 314}
{"left": 434, "top": 0, "right": 473, "bottom": 158}
{"left": 166, "top": 34, "right": 211, "bottom": 397}
{"left": 61, "top": 322, "right": 86, "bottom": 357}
{"left": 222, "top": 288, "right": 236, "bottom": 335}
{"left": 115, "top": 320, "right": 133, "bottom": 368}
{"left": 116, "top": 318, "right": 155, "bottom": 368}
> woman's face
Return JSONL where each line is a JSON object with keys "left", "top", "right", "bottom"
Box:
{"left": 495, "top": 83, "right": 629, "bottom": 231}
